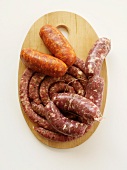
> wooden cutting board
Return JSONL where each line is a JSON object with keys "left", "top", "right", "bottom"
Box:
{"left": 18, "top": 11, "right": 107, "bottom": 149}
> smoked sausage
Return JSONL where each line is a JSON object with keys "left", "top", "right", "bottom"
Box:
{"left": 39, "top": 24, "right": 76, "bottom": 67}
{"left": 20, "top": 48, "right": 68, "bottom": 77}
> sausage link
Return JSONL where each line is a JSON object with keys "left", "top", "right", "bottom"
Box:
{"left": 20, "top": 48, "right": 68, "bottom": 77}
{"left": 49, "top": 81, "right": 75, "bottom": 98}
{"left": 40, "top": 76, "right": 61, "bottom": 105}
{"left": 35, "top": 127, "right": 77, "bottom": 142}
{"left": 19, "top": 68, "right": 56, "bottom": 131}
{"left": 29, "top": 73, "right": 45, "bottom": 104}
{"left": 74, "top": 57, "right": 86, "bottom": 74}
{"left": 39, "top": 24, "right": 76, "bottom": 67}
{"left": 45, "top": 101, "right": 87, "bottom": 137}
{"left": 85, "top": 75, "right": 104, "bottom": 108}
{"left": 40, "top": 74, "right": 85, "bottom": 106}
{"left": 31, "top": 102, "right": 45, "bottom": 117}
{"left": 52, "top": 93, "right": 102, "bottom": 124}
{"left": 67, "top": 66, "right": 88, "bottom": 91}
{"left": 84, "top": 38, "right": 111, "bottom": 78}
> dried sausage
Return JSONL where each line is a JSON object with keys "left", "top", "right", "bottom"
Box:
{"left": 39, "top": 24, "right": 76, "bottom": 67}
{"left": 20, "top": 48, "right": 68, "bottom": 77}
{"left": 49, "top": 81, "right": 75, "bottom": 98}
{"left": 67, "top": 65, "right": 88, "bottom": 91}
{"left": 29, "top": 72, "right": 45, "bottom": 104}
{"left": 34, "top": 127, "right": 77, "bottom": 142}
{"left": 40, "top": 76, "right": 61, "bottom": 105}
{"left": 74, "top": 57, "right": 86, "bottom": 74}
{"left": 45, "top": 101, "right": 87, "bottom": 137}
{"left": 52, "top": 93, "right": 102, "bottom": 124}
{"left": 19, "top": 68, "right": 55, "bottom": 131}
{"left": 85, "top": 75, "right": 104, "bottom": 108}
{"left": 31, "top": 102, "right": 45, "bottom": 117}
{"left": 84, "top": 38, "right": 111, "bottom": 78}
{"left": 40, "top": 74, "right": 85, "bottom": 106}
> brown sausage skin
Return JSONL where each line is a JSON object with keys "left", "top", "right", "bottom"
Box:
{"left": 29, "top": 73, "right": 45, "bottom": 105}
{"left": 85, "top": 38, "right": 111, "bottom": 78}
{"left": 39, "top": 25, "right": 76, "bottom": 67}
{"left": 45, "top": 101, "right": 87, "bottom": 137}
{"left": 34, "top": 127, "right": 77, "bottom": 142}
{"left": 20, "top": 48, "right": 68, "bottom": 77}
{"left": 52, "top": 93, "right": 102, "bottom": 124}
{"left": 19, "top": 68, "right": 56, "bottom": 131}
{"left": 85, "top": 75, "right": 104, "bottom": 108}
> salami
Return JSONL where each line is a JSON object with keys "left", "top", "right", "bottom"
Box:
{"left": 39, "top": 24, "right": 76, "bottom": 67}
{"left": 45, "top": 101, "right": 87, "bottom": 137}
{"left": 84, "top": 38, "right": 111, "bottom": 78}
{"left": 52, "top": 93, "right": 102, "bottom": 124}
{"left": 20, "top": 48, "right": 68, "bottom": 77}
{"left": 85, "top": 75, "right": 104, "bottom": 108}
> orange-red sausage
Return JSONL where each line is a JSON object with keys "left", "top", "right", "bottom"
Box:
{"left": 39, "top": 24, "right": 76, "bottom": 67}
{"left": 20, "top": 48, "right": 68, "bottom": 77}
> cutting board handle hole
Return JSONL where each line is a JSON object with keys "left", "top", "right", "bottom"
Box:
{"left": 57, "top": 25, "right": 69, "bottom": 39}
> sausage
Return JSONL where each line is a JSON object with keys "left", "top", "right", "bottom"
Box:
{"left": 52, "top": 93, "right": 102, "bottom": 124}
{"left": 34, "top": 127, "right": 77, "bottom": 142}
{"left": 84, "top": 38, "right": 111, "bottom": 78}
{"left": 28, "top": 75, "right": 81, "bottom": 122}
{"left": 63, "top": 74, "right": 85, "bottom": 96}
{"left": 19, "top": 68, "right": 56, "bottom": 131}
{"left": 45, "top": 101, "right": 87, "bottom": 137}
{"left": 20, "top": 48, "right": 68, "bottom": 77}
{"left": 60, "top": 110, "right": 84, "bottom": 122}
{"left": 31, "top": 102, "right": 45, "bottom": 117}
{"left": 39, "top": 24, "right": 76, "bottom": 67}
{"left": 49, "top": 81, "right": 75, "bottom": 98}
{"left": 40, "top": 74, "right": 85, "bottom": 106}
{"left": 85, "top": 75, "right": 104, "bottom": 108}
{"left": 29, "top": 72, "right": 45, "bottom": 105}
{"left": 67, "top": 66, "right": 88, "bottom": 91}
{"left": 74, "top": 57, "right": 86, "bottom": 74}
{"left": 40, "top": 76, "right": 61, "bottom": 105}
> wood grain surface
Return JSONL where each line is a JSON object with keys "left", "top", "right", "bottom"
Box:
{"left": 18, "top": 11, "right": 107, "bottom": 149}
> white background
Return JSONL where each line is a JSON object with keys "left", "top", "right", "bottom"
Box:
{"left": 0, "top": 0, "right": 127, "bottom": 170}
